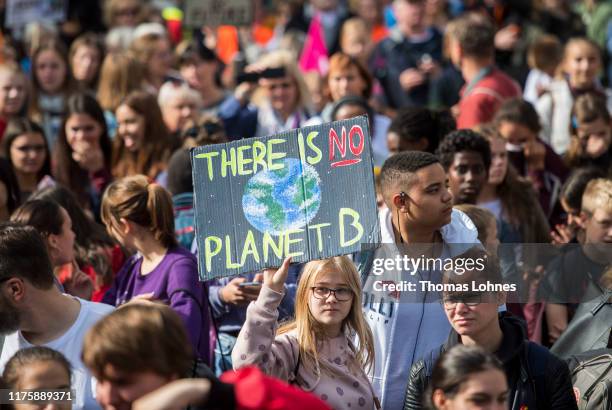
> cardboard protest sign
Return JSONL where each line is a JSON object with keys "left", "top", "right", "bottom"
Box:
{"left": 184, "top": 0, "right": 252, "bottom": 28}
{"left": 192, "top": 116, "right": 381, "bottom": 280}
{"left": 5, "top": 0, "right": 66, "bottom": 29}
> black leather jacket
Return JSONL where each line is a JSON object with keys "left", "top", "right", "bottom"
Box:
{"left": 403, "top": 313, "right": 578, "bottom": 410}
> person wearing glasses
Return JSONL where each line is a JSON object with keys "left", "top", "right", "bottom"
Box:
{"left": 232, "top": 256, "right": 380, "bottom": 410}
{"left": 404, "top": 248, "right": 577, "bottom": 410}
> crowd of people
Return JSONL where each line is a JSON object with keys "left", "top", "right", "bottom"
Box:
{"left": 0, "top": 0, "right": 611, "bottom": 409}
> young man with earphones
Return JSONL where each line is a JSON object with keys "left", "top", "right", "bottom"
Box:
{"left": 404, "top": 248, "right": 577, "bottom": 410}
{"left": 361, "top": 151, "right": 480, "bottom": 410}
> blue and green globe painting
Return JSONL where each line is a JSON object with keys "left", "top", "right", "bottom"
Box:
{"left": 242, "top": 158, "right": 322, "bottom": 235}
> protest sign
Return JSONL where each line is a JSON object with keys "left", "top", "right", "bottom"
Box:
{"left": 184, "top": 0, "right": 252, "bottom": 28}
{"left": 5, "top": 0, "right": 66, "bottom": 29}
{"left": 192, "top": 116, "right": 381, "bottom": 280}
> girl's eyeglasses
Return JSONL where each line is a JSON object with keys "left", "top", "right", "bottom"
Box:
{"left": 311, "top": 286, "right": 353, "bottom": 302}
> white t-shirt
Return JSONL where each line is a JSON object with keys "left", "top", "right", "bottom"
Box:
{"left": 0, "top": 297, "right": 114, "bottom": 410}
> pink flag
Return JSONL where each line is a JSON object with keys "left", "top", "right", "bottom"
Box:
{"left": 299, "top": 14, "right": 329, "bottom": 75}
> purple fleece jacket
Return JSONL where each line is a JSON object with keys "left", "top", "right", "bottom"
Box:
{"left": 102, "top": 247, "right": 211, "bottom": 363}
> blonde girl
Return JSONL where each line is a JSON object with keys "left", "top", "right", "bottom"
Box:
{"left": 536, "top": 37, "right": 612, "bottom": 155}
{"left": 232, "top": 256, "right": 378, "bottom": 409}
{"left": 566, "top": 92, "right": 612, "bottom": 174}
{"left": 101, "top": 175, "right": 210, "bottom": 362}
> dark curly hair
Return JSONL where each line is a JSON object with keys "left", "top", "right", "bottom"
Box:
{"left": 436, "top": 130, "right": 491, "bottom": 171}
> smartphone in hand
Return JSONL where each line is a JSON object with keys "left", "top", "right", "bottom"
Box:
{"left": 238, "top": 281, "right": 262, "bottom": 288}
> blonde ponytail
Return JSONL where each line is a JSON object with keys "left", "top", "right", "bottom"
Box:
{"left": 146, "top": 182, "right": 177, "bottom": 249}
{"left": 101, "top": 175, "right": 178, "bottom": 249}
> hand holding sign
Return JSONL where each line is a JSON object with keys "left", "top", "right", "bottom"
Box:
{"left": 263, "top": 257, "right": 292, "bottom": 293}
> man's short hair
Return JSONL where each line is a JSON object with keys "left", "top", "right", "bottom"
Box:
{"left": 379, "top": 151, "right": 440, "bottom": 200}
{"left": 447, "top": 14, "right": 495, "bottom": 59}
{"left": 436, "top": 130, "right": 491, "bottom": 172}
{"left": 82, "top": 304, "right": 193, "bottom": 379}
{"left": 0, "top": 223, "right": 54, "bottom": 289}
{"left": 581, "top": 178, "right": 612, "bottom": 216}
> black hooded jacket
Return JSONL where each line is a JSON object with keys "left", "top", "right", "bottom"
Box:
{"left": 403, "top": 313, "right": 578, "bottom": 410}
